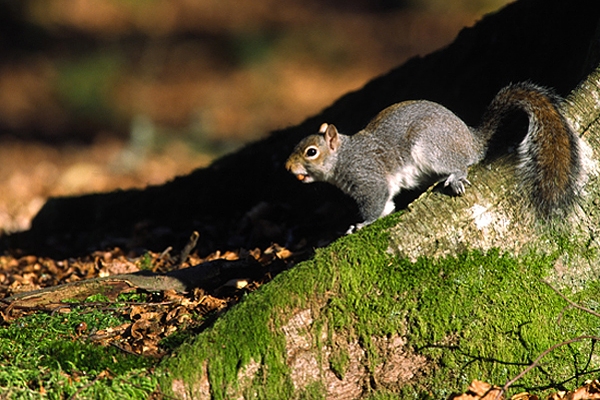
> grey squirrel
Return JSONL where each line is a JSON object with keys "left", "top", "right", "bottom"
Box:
{"left": 286, "top": 82, "right": 584, "bottom": 232}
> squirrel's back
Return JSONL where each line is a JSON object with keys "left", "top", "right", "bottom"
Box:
{"left": 363, "top": 100, "right": 484, "bottom": 169}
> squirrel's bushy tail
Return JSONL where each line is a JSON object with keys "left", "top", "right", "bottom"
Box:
{"left": 478, "top": 82, "right": 583, "bottom": 217}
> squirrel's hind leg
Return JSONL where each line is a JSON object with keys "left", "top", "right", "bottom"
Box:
{"left": 443, "top": 171, "right": 470, "bottom": 195}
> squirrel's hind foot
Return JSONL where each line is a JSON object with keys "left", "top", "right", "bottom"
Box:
{"left": 443, "top": 173, "right": 470, "bottom": 195}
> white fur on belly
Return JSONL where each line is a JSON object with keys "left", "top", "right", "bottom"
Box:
{"left": 388, "top": 162, "right": 423, "bottom": 196}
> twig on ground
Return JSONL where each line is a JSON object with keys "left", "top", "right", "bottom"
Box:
{"left": 496, "top": 335, "right": 600, "bottom": 399}
{"left": 179, "top": 231, "right": 199, "bottom": 264}
{"left": 542, "top": 280, "right": 600, "bottom": 319}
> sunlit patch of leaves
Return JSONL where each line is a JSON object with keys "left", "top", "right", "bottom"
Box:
{"left": 0, "top": 243, "right": 296, "bottom": 357}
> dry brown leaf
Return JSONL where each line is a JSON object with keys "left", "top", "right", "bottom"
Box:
{"left": 75, "top": 321, "right": 88, "bottom": 335}
{"left": 165, "top": 306, "right": 191, "bottom": 323}
{"left": 163, "top": 289, "right": 185, "bottom": 303}
{"left": 104, "top": 259, "right": 139, "bottom": 275}
{"left": 569, "top": 379, "right": 600, "bottom": 400}
{"left": 249, "top": 248, "right": 261, "bottom": 260}
{"left": 451, "top": 380, "right": 504, "bottom": 400}
{"left": 137, "top": 311, "right": 161, "bottom": 321}
{"left": 222, "top": 251, "right": 239, "bottom": 261}
{"left": 511, "top": 392, "right": 537, "bottom": 400}
{"left": 199, "top": 294, "right": 227, "bottom": 312}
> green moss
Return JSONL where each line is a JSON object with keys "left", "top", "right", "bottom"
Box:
{"left": 298, "top": 381, "right": 327, "bottom": 399}
{"left": 159, "top": 214, "right": 600, "bottom": 399}
{"left": 84, "top": 293, "right": 112, "bottom": 303}
{"left": 0, "top": 310, "right": 157, "bottom": 398}
{"left": 329, "top": 347, "right": 350, "bottom": 380}
{"left": 365, "top": 390, "right": 409, "bottom": 400}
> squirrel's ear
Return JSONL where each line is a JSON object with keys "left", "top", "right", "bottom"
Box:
{"left": 324, "top": 124, "right": 340, "bottom": 151}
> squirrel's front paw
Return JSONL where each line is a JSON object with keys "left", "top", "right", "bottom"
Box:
{"left": 346, "top": 220, "right": 372, "bottom": 234}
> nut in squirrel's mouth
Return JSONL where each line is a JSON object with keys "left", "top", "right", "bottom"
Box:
{"left": 294, "top": 173, "right": 314, "bottom": 183}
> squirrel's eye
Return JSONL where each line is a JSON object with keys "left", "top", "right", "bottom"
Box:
{"left": 305, "top": 147, "right": 318, "bottom": 158}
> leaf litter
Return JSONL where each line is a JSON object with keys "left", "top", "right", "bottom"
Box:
{"left": 0, "top": 239, "right": 297, "bottom": 359}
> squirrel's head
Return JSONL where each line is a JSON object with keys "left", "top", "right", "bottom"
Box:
{"left": 286, "top": 123, "right": 341, "bottom": 183}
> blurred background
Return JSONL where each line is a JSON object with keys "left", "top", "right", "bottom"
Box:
{"left": 0, "top": 0, "right": 511, "bottom": 234}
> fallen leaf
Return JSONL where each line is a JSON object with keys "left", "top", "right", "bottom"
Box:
{"left": 450, "top": 380, "right": 504, "bottom": 400}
